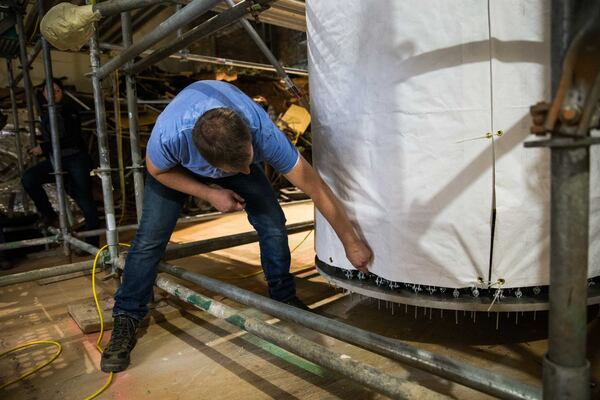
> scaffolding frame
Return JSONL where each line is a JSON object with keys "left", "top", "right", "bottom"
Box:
{"left": 2, "top": 0, "right": 594, "bottom": 398}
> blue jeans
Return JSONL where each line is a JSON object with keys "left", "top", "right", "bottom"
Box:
{"left": 113, "top": 164, "right": 295, "bottom": 321}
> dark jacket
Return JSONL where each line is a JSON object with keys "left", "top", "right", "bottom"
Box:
{"left": 40, "top": 99, "right": 85, "bottom": 158}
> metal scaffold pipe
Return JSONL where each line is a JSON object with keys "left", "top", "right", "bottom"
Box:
{"left": 156, "top": 274, "right": 447, "bottom": 400}
{"left": 99, "top": 42, "right": 308, "bottom": 76}
{"left": 47, "top": 237, "right": 444, "bottom": 399}
{"left": 5, "top": 218, "right": 308, "bottom": 286}
{"left": 0, "top": 260, "right": 95, "bottom": 287}
{"left": 6, "top": 58, "right": 25, "bottom": 176}
{"left": 37, "top": 0, "right": 70, "bottom": 256}
{"left": 224, "top": 0, "right": 309, "bottom": 109}
{"left": 128, "top": 0, "right": 272, "bottom": 74}
{"left": 541, "top": 2, "right": 596, "bottom": 398}
{"left": 14, "top": 39, "right": 42, "bottom": 86}
{"left": 92, "top": 0, "right": 173, "bottom": 17}
{"left": 74, "top": 199, "right": 312, "bottom": 238}
{"left": 121, "top": 11, "right": 144, "bottom": 222}
{"left": 159, "top": 261, "right": 542, "bottom": 400}
{"left": 14, "top": 9, "right": 38, "bottom": 150}
{"left": 95, "top": 0, "right": 222, "bottom": 79}
{"left": 0, "top": 235, "right": 60, "bottom": 252}
{"left": 88, "top": 30, "right": 119, "bottom": 264}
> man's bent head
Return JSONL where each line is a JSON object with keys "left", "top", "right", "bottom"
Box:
{"left": 192, "top": 107, "right": 253, "bottom": 174}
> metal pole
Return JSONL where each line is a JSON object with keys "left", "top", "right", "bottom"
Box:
{"left": 156, "top": 274, "right": 446, "bottom": 400}
{"left": 74, "top": 199, "right": 312, "bottom": 238}
{"left": 0, "top": 260, "right": 94, "bottom": 287}
{"left": 543, "top": 3, "right": 591, "bottom": 398}
{"left": 63, "top": 234, "right": 99, "bottom": 256}
{"left": 112, "top": 72, "right": 127, "bottom": 223}
{"left": 92, "top": 0, "right": 173, "bottom": 17}
{"left": 0, "top": 235, "right": 60, "bottom": 251}
{"left": 75, "top": 212, "right": 222, "bottom": 238}
{"left": 224, "top": 0, "right": 309, "bottom": 109}
{"left": 65, "top": 221, "right": 313, "bottom": 259}
{"left": 175, "top": 3, "right": 190, "bottom": 59}
{"left": 128, "top": 0, "right": 271, "bottom": 75}
{"left": 99, "top": 42, "right": 308, "bottom": 76}
{"left": 6, "top": 58, "right": 25, "bottom": 176}
{"left": 121, "top": 11, "right": 144, "bottom": 222}
{"left": 14, "top": 39, "right": 42, "bottom": 86}
{"left": 37, "top": 0, "right": 70, "bottom": 256}
{"left": 14, "top": 9, "right": 37, "bottom": 150}
{"left": 543, "top": 147, "right": 590, "bottom": 400}
{"left": 5, "top": 214, "right": 307, "bottom": 285}
{"left": 164, "top": 221, "right": 313, "bottom": 260}
{"left": 95, "top": 0, "right": 223, "bottom": 79}
{"left": 158, "top": 261, "right": 541, "bottom": 400}
{"left": 57, "top": 233, "right": 445, "bottom": 400}
{"left": 88, "top": 30, "right": 119, "bottom": 264}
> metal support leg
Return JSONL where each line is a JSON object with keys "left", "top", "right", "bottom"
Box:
{"left": 543, "top": 147, "right": 590, "bottom": 399}
{"left": 225, "top": 0, "right": 309, "bottom": 109}
{"left": 14, "top": 10, "right": 37, "bottom": 150}
{"left": 542, "top": 2, "right": 592, "bottom": 398}
{"left": 6, "top": 58, "right": 24, "bottom": 176}
{"left": 5, "top": 57, "right": 28, "bottom": 213}
{"left": 121, "top": 11, "right": 144, "bottom": 222}
{"left": 14, "top": 39, "right": 42, "bottom": 86}
{"left": 88, "top": 31, "right": 119, "bottom": 264}
{"left": 37, "top": 0, "right": 70, "bottom": 256}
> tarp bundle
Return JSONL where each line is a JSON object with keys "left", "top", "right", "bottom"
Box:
{"left": 307, "top": 0, "right": 600, "bottom": 288}
{"left": 40, "top": 3, "right": 101, "bottom": 51}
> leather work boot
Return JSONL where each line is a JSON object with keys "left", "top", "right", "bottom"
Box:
{"left": 101, "top": 315, "right": 140, "bottom": 373}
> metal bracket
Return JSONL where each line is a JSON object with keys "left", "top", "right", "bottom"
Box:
{"left": 91, "top": 167, "right": 118, "bottom": 176}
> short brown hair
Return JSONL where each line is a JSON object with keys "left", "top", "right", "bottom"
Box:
{"left": 192, "top": 108, "right": 252, "bottom": 168}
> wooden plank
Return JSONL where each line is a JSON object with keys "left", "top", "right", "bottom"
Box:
{"left": 68, "top": 300, "right": 180, "bottom": 334}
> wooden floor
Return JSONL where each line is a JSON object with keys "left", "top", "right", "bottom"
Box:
{"left": 1, "top": 202, "right": 599, "bottom": 399}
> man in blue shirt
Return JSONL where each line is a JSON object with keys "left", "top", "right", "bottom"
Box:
{"left": 101, "top": 81, "right": 371, "bottom": 373}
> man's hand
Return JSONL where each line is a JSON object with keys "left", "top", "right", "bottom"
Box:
{"left": 344, "top": 239, "right": 372, "bottom": 273}
{"left": 207, "top": 187, "right": 245, "bottom": 213}
{"left": 29, "top": 146, "right": 43, "bottom": 156}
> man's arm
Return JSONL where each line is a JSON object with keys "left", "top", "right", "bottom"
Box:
{"left": 285, "top": 155, "right": 372, "bottom": 272}
{"left": 146, "top": 157, "right": 245, "bottom": 213}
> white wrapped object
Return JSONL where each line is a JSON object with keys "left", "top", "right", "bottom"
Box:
{"left": 307, "top": 0, "right": 600, "bottom": 289}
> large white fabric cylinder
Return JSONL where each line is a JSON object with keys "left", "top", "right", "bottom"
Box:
{"left": 307, "top": 0, "right": 599, "bottom": 289}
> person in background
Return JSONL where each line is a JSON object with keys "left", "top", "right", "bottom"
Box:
{"left": 21, "top": 79, "right": 99, "bottom": 247}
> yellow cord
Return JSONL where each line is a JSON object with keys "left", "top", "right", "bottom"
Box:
{"left": 0, "top": 340, "right": 62, "bottom": 390}
{"left": 0, "top": 232, "right": 309, "bottom": 392}
{"left": 84, "top": 243, "right": 130, "bottom": 400}
{"left": 290, "top": 229, "right": 313, "bottom": 254}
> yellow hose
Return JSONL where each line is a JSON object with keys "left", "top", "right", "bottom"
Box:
{"left": 84, "top": 243, "right": 130, "bottom": 400}
{"left": 0, "top": 340, "right": 62, "bottom": 390}
{"left": 1, "top": 228, "right": 312, "bottom": 393}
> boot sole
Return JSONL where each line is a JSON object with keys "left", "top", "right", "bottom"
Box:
{"left": 100, "top": 339, "right": 137, "bottom": 373}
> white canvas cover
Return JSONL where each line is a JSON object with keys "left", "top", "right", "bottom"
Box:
{"left": 307, "top": 0, "right": 600, "bottom": 288}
